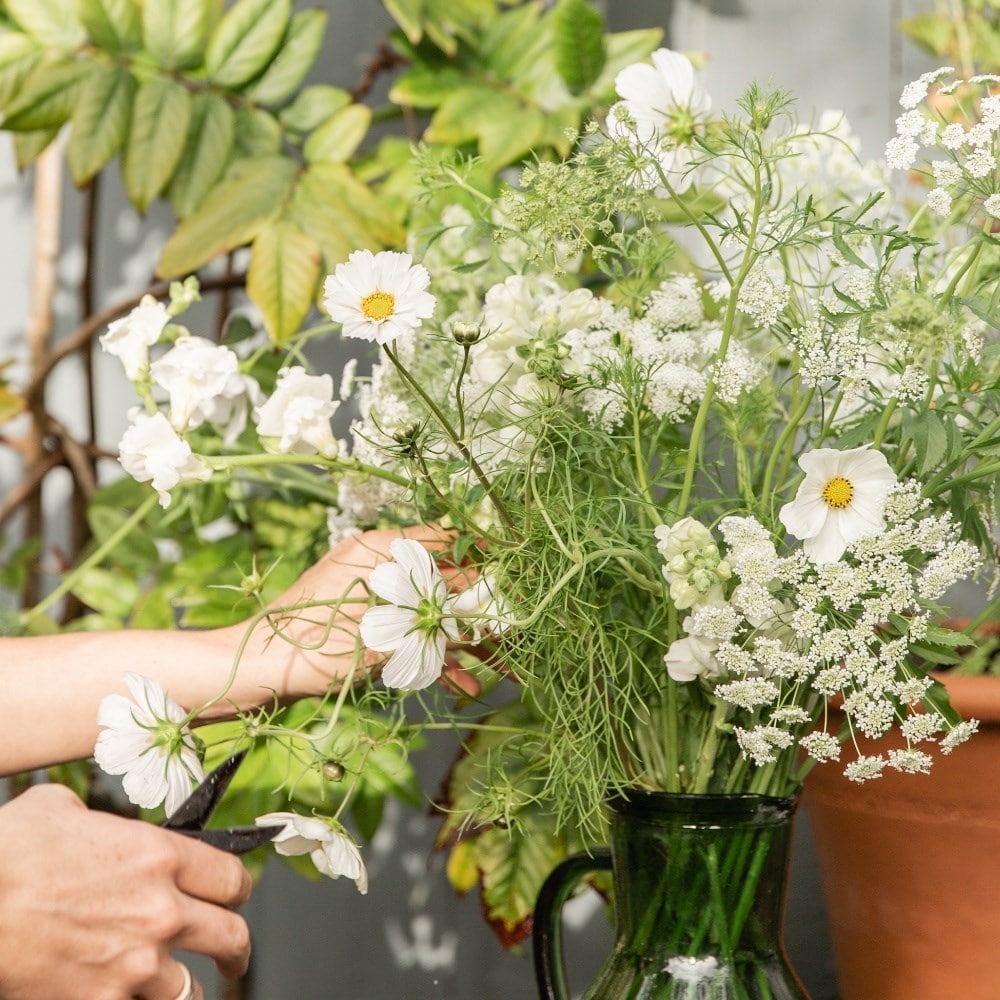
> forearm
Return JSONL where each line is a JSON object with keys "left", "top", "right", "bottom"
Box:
{"left": 0, "top": 617, "right": 357, "bottom": 774}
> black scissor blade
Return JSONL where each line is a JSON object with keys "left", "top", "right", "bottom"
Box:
{"left": 173, "top": 824, "right": 280, "bottom": 855}
{"left": 162, "top": 748, "right": 250, "bottom": 832}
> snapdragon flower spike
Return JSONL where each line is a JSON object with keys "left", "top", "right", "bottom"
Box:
{"left": 360, "top": 539, "right": 460, "bottom": 690}
{"left": 778, "top": 445, "right": 897, "bottom": 564}
{"left": 255, "top": 812, "right": 368, "bottom": 892}
{"left": 94, "top": 672, "right": 205, "bottom": 815}
{"left": 323, "top": 249, "right": 436, "bottom": 345}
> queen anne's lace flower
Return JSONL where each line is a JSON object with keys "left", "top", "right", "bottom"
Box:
{"left": 94, "top": 672, "right": 204, "bottom": 814}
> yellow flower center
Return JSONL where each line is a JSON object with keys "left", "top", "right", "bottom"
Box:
{"left": 361, "top": 290, "right": 395, "bottom": 321}
{"left": 821, "top": 476, "right": 854, "bottom": 510}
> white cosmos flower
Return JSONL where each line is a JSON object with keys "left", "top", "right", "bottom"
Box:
{"left": 779, "top": 446, "right": 897, "bottom": 564}
{"left": 255, "top": 812, "right": 368, "bottom": 893}
{"left": 608, "top": 48, "right": 712, "bottom": 192}
{"left": 449, "top": 574, "right": 511, "bottom": 642}
{"left": 94, "top": 672, "right": 204, "bottom": 815}
{"left": 100, "top": 296, "right": 172, "bottom": 380}
{"left": 150, "top": 336, "right": 260, "bottom": 444}
{"left": 117, "top": 410, "right": 211, "bottom": 508}
{"left": 323, "top": 249, "right": 436, "bottom": 345}
{"left": 254, "top": 366, "right": 340, "bottom": 457}
{"left": 360, "top": 538, "right": 459, "bottom": 690}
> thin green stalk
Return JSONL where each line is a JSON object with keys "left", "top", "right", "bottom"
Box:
{"left": 207, "top": 451, "right": 411, "bottom": 488}
{"left": 24, "top": 492, "right": 158, "bottom": 623}
{"left": 760, "top": 387, "right": 815, "bottom": 503}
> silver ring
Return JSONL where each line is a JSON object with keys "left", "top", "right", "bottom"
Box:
{"left": 170, "top": 962, "right": 196, "bottom": 1000}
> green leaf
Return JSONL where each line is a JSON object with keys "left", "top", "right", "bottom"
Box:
{"left": 552, "top": 0, "right": 605, "bottom": 94}
{"left": 12, "top": 127, "right": 60, "bottom": 168}
{"left": 278, "top": 84, "right": 351, "bottom": 134}
{"left": 5, "top": 0, "right": 86, "bottom": 49}
{"left": 477, "top": 813, "right": 566, "bottom": 947}
{"left": 2, "top": 58, "right": 91, "bottom": 132}
{"left": 388, "top": 66, "right": 469, "bottom": 109}
{"left": 130, "top": 588, "right": 178, "bottom": 629}
{"left": 0, "top": 33, "right": 42, "bottom": 112}
{"left": 245, "top": 7, "right": 327, "bottom": 107}
{"left": 303, "top": 103, "right": 371, "bottom": 164}
{"left": 896, "top": 13, "right": 955, "bottom": 57}
{"left": 123, "top": 77, "right": 192, "bottom": 213}
{"left": 166, "top": 92, "right": 235, "bottom": 219}
{"left": 205, "top": 0, "right": 291, "bottom": 89}
{"left": 80, "top": 0, "right": 142, "bottom": 52}
{"left": 246, "top": 218, "right": 321, "bottom": 344}
{"left": 142, "top": 0, "right": 211, "bottom": 70}
{"left": 69, "top": 567, "right": 141, "bottom": 619}
{"left": 157, "top": 155, "right": 299, "bottom": 277}
{"left": 67, "top": 64, "right": 135, "bottom": 185}
{"left": 287, "top": 162, "right": 404, "bottom": 269}
{"left": 913, "top": 409, "right": 948, "bottom": 475}
{"left": 232, "top": 107, "right": 282, "bottom": 158}
{"left": 86, "top": 504, "right": 160, "bottom": 571}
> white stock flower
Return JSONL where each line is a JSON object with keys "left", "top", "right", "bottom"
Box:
{"left": 609, "top": 48, "right": 711, "bottom": 192}
{"left": 150, "top": 336, "right": 259, "bottom": 444}
{"left": 664, "top": 631, "right": 723, "bottom": 682}
{"left": 323, "top": 249, "right": 435, "bottom": 345}
{"left": 256, "top": 812, "right": 368, "bottom": 892}
{"left": 117, "top": 410, "right": 211, "bottom": 508}
{"left": 254, "top": 366, "right": 340, "bottom": 456}
{"left": 360, "top": 539, "right": 459, "bottom": 690}
{"left": 100, "top": 296, "right": 172, "bottom": 380}
{"left": 778, "top": 446, "right": 897, "bottom": 564}
{"left": 94, "top": 672, "right": 204, "bottom": 815}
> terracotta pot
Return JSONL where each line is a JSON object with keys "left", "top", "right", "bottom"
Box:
{"left": 805, "top": 671, "right": 1000, "bottom": 1000}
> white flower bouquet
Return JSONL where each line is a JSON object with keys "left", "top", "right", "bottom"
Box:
{"left": 93, "top": 50, "right": 1000, "bottom": 938}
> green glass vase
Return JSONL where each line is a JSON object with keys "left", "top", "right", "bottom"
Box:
{"left": 533, "top": 792, "right": 811, "bottom": 1000}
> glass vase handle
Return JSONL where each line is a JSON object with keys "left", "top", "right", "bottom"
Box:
{"left": 532, "top": 849, "right": 613, "bottom": 1000}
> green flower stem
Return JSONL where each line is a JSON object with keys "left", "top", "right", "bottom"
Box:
{"left": 937, "top": 231, "right": 986, "bottom": 307}
{"left": 631, "top": 402, "right": 663, "bottom": 526}
{"left": 205, "top": 451, "right": 411, "bottom": 489}
{"left": 924, "top": 458, "right": 1000, "bottom": 497}
{"left": 23, "top": 492, "right": 159, "bottom": 624}
{"left": 965, "top": 589, "right": 1000, "bottom": 635}
{"left": 691, "top": 698, "right": 731, "bottom": 793}
{"left": 760, "top": 386, "right": 815, "bottom": 505}
{"left": 871, "top": 396, "right": 898, "bottom": 450}
{"left": 676, "top": 161, "right": 765, "bottom": 519}
{"left": 383, "top": 345, "right": 518, "bottom": 535}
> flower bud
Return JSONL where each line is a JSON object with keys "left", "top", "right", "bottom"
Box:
{"left": 452, "top": 320, "right": 483, "bottom": 345}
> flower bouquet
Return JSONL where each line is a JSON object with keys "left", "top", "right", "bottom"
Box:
{"left": 90, "top": 44, "right": 999, "bottom": 993}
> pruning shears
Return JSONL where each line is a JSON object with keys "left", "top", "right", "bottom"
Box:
{"left": 161, "top": 748, "right": 279, "bottom": 855}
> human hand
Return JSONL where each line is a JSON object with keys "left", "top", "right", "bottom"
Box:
{"left": 0, "top": 784, "right": 251, "bottom": 1000}
{"left": 231, "top": 524, "right": 471, "bottom": 701}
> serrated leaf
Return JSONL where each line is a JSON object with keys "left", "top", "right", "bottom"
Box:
{"left": 123, "top": 77, "right": 192, "bottom": 213}
{"left": 446, "top": 839, "right": 479, "bottom": 895}
{"left": 287, "top": 162, "right": 404, "bottom": 269}
{"left": 232, "top": 107, "right": 282, "bottom": 158}
{"left": 80, "top": 0, "right": 142, "bottom": 52}
{"left": 143, "top": 0, "right": 211, "bottom": 70}
{"left": 12, "top": 127, "right": 60, "bottom": 168}
{"left": 246, "top": 218, "right": 321, "bottom": 344}
{"left": 2, "top": 58, "right": 91, "bottom": 131}
{"left": 279, "top": 85, "right": 351, "bottom": 134}
{"left": 166, "top": 92, "right": 235, "bottom": 219}
{"left": 205, "top": 0, "right": 291, "bottom": 89}
{"left": 6, "top": 0, "right": 86, "bottom": 49}
{"left": 897, "top": 13, "right": 954, "bottom": 57}
{"left": 245, "top": 8, "right": 327, "bottom": 107}
{"left": 303, "top": 103, "right": 371, "bottom": 164}
{"left": 0, "top": 33, "right": 42, "bottom": 112}
{"left": 552, "top": 0, "right": 605, "bottom": 94}
{"left": 67, "top": 64, "right": 135, "bottom": 185}
{"left": 384, "top": 0, "right": 494, "bottom": 56}
{"left": 157, "top": 155, "right": 299, "bottom": 277}
{"left": 477, "top": 814, "right": 565, "bottom": 947}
